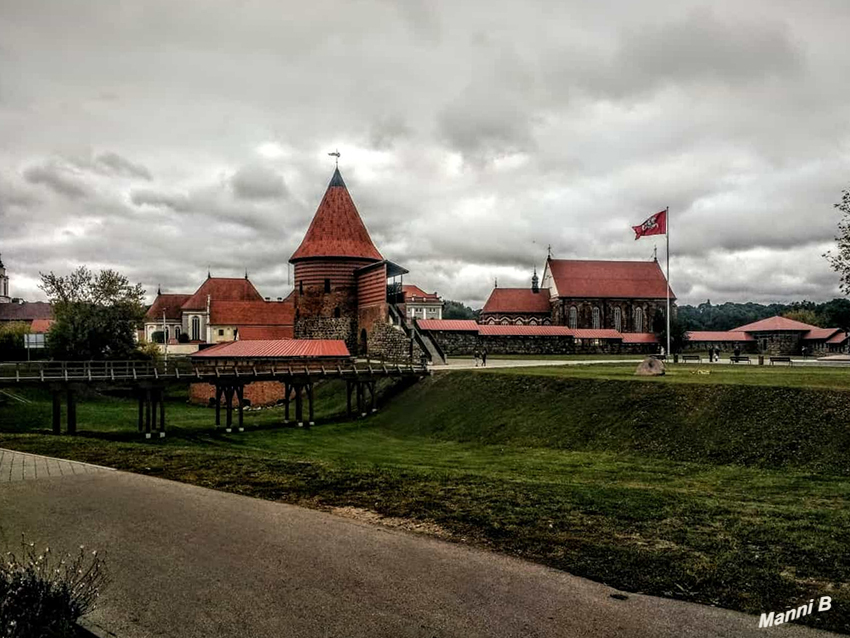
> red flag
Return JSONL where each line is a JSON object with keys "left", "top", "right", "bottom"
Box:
{"left": 632, "top": 210, "right": 667, "bottom": 240}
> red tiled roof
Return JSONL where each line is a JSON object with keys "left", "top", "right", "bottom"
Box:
{"left": 145, "top": 293, "right": 192, "bottom": 320}
{"left": 803, "top": 327, "right": 842, "bottom": 341}
{"left": 238, "top": 326, "right": 294, "bottom": 340}
{"left": 289, "top": 169, "right": 383, "bottom": 262}
{"left": 481, "top": 288, "right": 551, "bottom": 314}
{"left": 210, "top": 300, "right": 294, "bottom": 326}
{"left": 546, "top": 259, "right": 675, "bottom": 300}
{"left": 571, "top": 329, "right": 623, "bottom": 340}
{"left": 733, "top": 316, "right": 817, "bottom": 332}
{"left": 192, "top": 339, "right": 349, "bottom": 358}
{"left": 181, "top": 278, "right": 264, "bottom": 310}
{"left": 403, "top": 284, "right": 439, "bottom": 301}
{"left": 0, "top": 302, "right": 53, "bottom": 322}
{"left": 479, "top": 325, "right": 573, "bottom": 336}
{"left": 621, "top": 332, "right": 658, "bottom": 343}
{"left": 827, "top": 331, "right": 848, "bottom": 344}
{"left": 30, "top": 318, "right": 54, "bottom": 333}
{"left": 687, "top": 331, "right": 755, "bottom": 342}
{"left": 417, "top": 319, "right": 479, "bottom": 332}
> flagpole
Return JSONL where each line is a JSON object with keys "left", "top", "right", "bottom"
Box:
{"left": 666, "top": 206, "right": 670, "bottom": 359}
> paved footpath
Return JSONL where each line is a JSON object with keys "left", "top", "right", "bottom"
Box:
{"left": 0, "top": 449, "right": 838, "bottom": 638}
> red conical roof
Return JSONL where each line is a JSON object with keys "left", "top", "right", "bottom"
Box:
{"left": 289, "top": 169, "right": 383, "bottom": 262}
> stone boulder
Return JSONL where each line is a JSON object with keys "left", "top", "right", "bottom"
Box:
{"left": 635, "top": 357, "right": 665, "bottom": 376}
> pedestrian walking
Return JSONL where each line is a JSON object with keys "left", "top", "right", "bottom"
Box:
{"left": 708, "top": 346, "right": 714, "bottom": 363}
{"left": 481, "top": 348, "right": 488, "bottom": 367}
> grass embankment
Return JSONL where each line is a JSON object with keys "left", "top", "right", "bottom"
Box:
{"left": 1, "top": 369, "right": 849, "bottom": 634}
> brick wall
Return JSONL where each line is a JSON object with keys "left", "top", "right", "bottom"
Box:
{"left": 189, "top": 381, "right": 286, "bottom": 407}
{"left": 366, "top": 321, "right": 422, "bottom": 362}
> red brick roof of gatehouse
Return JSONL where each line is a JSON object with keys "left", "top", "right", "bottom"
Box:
{"left": 733, "top": 316, "right": 818, "bottom": 333}
{"left": 289, "top": 168, "right": 383, "bottom": 262}
{"left": 686, "top": 331, "right": 755, "bottom": 342}
{"left": 571, "top": 329, "right": 623, "bottom": 340}
{"left": 209, "top": 300, "right": 294, "bottom": 326}
{"left": 181, "top": 278, "right": 264, "bottom": 310}
{"left": 238, "top": 326, "right": 294, "bottom": 340}
{"left": 621, "top": 333, "right": 658, "bottom": 343}
{"left": 417, "top": 319, "right": 479, "bottom": 332}
{"left": 192, "top": 339, "right": 349, "bottom": 358}
{"left": 145, "top": 293, "right": 192, "bottom": 320}
{"left": 481, "top": 288, "right": 552, "bottom": 314}
{"left": 827, "top": 331, "right": 848, "bottom": 344}
{"left": 802, "top": 327, "right": 842, "bottom": 341}
{"left": 478, "top": 325, "right": 573, "bottom": 337}
{"left": 547, "top": 259, "right": 675, "bottom": 300}
{"left": 30, "top": 319, "right": 54, "bottom": 333}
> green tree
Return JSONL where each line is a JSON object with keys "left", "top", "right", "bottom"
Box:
{"left": 653, "top": 311, "right": 689, "bottom": 354}
{"left": 0, "top": 322, "right": 31, "bottom": 361}
{"left": 39, "top": 267, "right": 146, "bottom": 360}
{"left": 782, "top": 308, "right": 821, "bottom": 326}
{"left": 825, "top": 189, "right": 850, "bottom": 294}
{"left": 442, "top": 300, "right": 477, "bottom": 320}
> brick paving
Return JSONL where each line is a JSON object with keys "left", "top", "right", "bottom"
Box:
{"left": 0, "top": 448, "right": 113, "bottom": 482}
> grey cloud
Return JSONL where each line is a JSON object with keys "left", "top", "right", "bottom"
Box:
{"left": 22, "top": 163, "right": 88, "bottom": 199}
{"left": 95, "top": 152, "right": 152, "bottom": 180}
{"left": 230, "top": 164, "right": 288, "bottom": 200}
{"left": 130, "top": 189, "right": 191, "bottom": 212}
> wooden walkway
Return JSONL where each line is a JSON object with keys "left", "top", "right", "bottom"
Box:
{"left": 0, "top": 448, "right": 113, "bottom": 482}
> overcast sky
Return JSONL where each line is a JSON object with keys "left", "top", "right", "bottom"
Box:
{"left": 1, "top": 0, "right": 849, "bottom": 308}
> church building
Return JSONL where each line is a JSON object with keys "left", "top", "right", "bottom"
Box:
{"left": 480, "top": 257, "right": 675, "bottom": 332}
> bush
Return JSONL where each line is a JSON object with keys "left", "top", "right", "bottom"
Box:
{"left": 177, "top": 332, "right": 190, "bottom": 343}
{"left": 135, "top": 340, "right": 163, "bottom": 362}
{"left": 0, "top": 322, "right": 31, "bottom": 362}
{"left": 0, "top": 537, "right": 107, "bottom": 638}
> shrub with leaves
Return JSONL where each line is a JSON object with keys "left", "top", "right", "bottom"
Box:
{"left": 0, "top": 537, "right": 107, "bottom": 638}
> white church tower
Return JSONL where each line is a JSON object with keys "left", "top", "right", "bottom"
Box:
{"left": 0, "top": 254, "right": 10, "bottom": 303}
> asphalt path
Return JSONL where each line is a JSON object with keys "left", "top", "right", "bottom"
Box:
{"left": 0, "top": 451, "right": 839, "bottom": 638}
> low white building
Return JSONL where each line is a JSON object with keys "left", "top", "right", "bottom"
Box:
{"left": 403, "top": 285, "right": 443, "bottom": 321}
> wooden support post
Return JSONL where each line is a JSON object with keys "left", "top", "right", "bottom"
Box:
{"left": 346, "top": 380, "right": 352, "bottom": 418}
{"left": 215, "top": 385, "right": 222, "bottom": 427}
{"left": 369, "top": 382, "right": 376, "bottom": 413}
{"left": 295, "top": 384, "right": 303, "bottom": 426}
{"left": 308, "top": 383, "right": 315, "bottom": 426}
{"left": 284, "top": 382, "right": 290, "bottom": 424}
{"left": 159, "top": 389, "right": 166, "bottom": 437}
{"left": 225, "top": 386, "right": 234, "bottom": 432}
{"left": 66, "top": 388, "right": 77, "bottom": 435}
{"left": 236, "top": 385, "right": 244, "bottom": 431}
{"left": 138, "top": 392, "right": 144, "bottom": 432}
{"left": 358, "top": 381, "right": 365, "bottom": 417}
{"left": 144, "top": 389, "right": 152, "bottom": 437}
{"left": 52, "top": 391, "right": 61, "bottom": 435}
{"left": 151, "top": 390, "right": 158, "bottom": 433}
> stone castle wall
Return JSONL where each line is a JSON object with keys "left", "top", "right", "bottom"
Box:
{"left": 295, "top": 317, "right": 357, "bottom": 354}
{"left": 367, "top": 321, "right": 423, "bottom": 362}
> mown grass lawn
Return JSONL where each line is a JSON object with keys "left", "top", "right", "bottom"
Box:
{"left": 1, "top": 370, "right": 849, "bottom": 634}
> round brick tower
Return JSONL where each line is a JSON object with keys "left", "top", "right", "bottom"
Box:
{"left": 289, "top": 168, "right": 383, "bottom": 351}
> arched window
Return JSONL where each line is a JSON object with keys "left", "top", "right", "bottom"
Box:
{"left": 324, "top": 278, "right": 331, "bottom": 293}
{"left": 333, "top": 307, "right": 341, "bottom": 318}
{"left": 191, "top": 316, "right": 200, "bottom": 341}
{"left": 614, "top": 307, "right": 622, "bottom": 332}
{"left": 299, "top": 281, "right": 303, "bottom": 294}
{"left": 174, "top": 326, "right": 181, "bottom": 338}
{"left": 164, "top": 327, "right": 170, "bottom": 342}
{"left": 569, "top": 306, "right": 578, "bottom": 329}
{"left": 633, "top": 307, "right": 644, "bottom": 333}
{"left": 592, "top": 307, "right": 601, "bottom": 329}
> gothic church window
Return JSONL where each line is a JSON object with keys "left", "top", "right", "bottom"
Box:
{"left": 634, "top": 307, "right": 644, "bottom": 332}
{"left": 614, "top": 307, "right": 622, "bottom": 332}
{"left": 592, "top": 307, "right": 601, "bottom": 329}
{"left": 191, "top": 316, "right": 200, "bottom": 341}
{"left": 569, "top": 306, "right": 577, "bottom": 329}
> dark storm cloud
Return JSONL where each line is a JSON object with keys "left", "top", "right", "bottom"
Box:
{"left": 95, "top": 152, "right": 153, "bottom": 180}
{"left": 230, "top": 164, "right": 289, "bottom": 200}
{"left": 0, "top": 0, "right": 848, "bottom": 306}
{"left": 22, "top": 163, "right": 88, "bottom": 199}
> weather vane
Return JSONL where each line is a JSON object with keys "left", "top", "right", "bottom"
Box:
{"left": 328, "top": 149, "right": 340, "bottom": 168}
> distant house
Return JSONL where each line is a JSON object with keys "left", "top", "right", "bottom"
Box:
{"left": 402, "top": 285, "right": 443, "bottom": 321}
{"left": 143, "top": 276, "right": 294, "bottom": 344}
{"left": 0, "top": 253, "right": 54, "bottom": 332}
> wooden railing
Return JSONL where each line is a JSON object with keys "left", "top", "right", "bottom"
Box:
{"left": 0, "top": 359, "right": 429, "bottom": 385}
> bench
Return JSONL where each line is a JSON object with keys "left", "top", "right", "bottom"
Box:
{"left": 730, "top": 356, "right": 751, "bottom": 364}
{"left": 769, "top": 356, "right": 793, "bottom": 366}
{"left": 681, "top": 355, "right": 701, "bottom": 363}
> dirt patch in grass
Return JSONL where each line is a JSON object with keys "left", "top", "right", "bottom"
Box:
{"left": 329, "top": 506, "right": 453, "bottom": 539}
